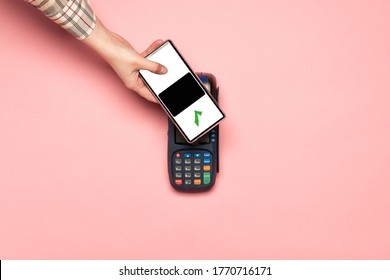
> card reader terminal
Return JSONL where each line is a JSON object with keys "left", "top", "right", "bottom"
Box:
{"left": 168, "top": 73, "right": 220, "bottom": 192}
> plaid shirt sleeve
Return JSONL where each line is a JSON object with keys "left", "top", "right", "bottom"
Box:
{"left": 25, "top": 0, "right": 96, "bottom": 40}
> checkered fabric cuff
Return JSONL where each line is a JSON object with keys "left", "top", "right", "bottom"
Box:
{"left": 26, "top": 0, "right": 96, "bottom": 40}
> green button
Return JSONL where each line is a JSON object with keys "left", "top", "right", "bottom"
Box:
{"left": 203, "top": 172, "right": 211, "bottom": 185}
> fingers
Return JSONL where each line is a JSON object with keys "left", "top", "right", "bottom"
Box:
{"left": 137, "top": 39, "right": 167, "bottom": 75}
{"left": 140, "top": 39, "right": 164, "bottom": 57}
{"left": 137, "top": 57, "right": 167, "bottom": 74}
{"left": 136, "top": 86, "right": 159, "bottom": 103}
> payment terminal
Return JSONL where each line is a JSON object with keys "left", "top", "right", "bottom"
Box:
{"left": 168, "top": 73, "right": 220, "bottom": 192}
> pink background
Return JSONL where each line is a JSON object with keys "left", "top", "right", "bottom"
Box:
{"left": 1, "top": 0, "right": 390, "bottom": 259}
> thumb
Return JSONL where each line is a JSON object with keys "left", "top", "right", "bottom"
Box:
{"left": 138, "top": 57, "right": 167, "bottom": 74}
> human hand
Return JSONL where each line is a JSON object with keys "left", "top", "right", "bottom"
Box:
{"left": 84, "top": 18, "right": 167, "bottom": 103}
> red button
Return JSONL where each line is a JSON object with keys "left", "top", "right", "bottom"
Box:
{"left": 176, "top": 153, "right": 181, "bottom": 158}
{"left": 175, "top": 179, "right": 183, "bottom": 185}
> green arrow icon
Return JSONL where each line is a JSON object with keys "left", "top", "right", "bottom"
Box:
{"left": 194, "top": 110, "right": 202, "bottom": 126}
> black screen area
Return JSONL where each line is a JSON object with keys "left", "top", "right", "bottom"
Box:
{"left": 159, "top": 73, "right": 205, "bottom": 117}
{"left": 175, "top": 127, "right": 210, "bottom": 144}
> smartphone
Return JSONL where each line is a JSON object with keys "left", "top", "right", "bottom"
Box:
{"left": 139, "top": 40, "right": 225, "bottom": 143}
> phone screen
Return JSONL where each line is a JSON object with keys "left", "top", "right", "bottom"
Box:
{"left": 139, "top": 40, "right": 224, "bottom": 142}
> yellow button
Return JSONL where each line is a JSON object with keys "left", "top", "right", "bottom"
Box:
{"left": 194, "top": 179, "right": 201, "bottom": 185}
{"left": 203, "top": 165, "right": 211, "bottom": 171}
